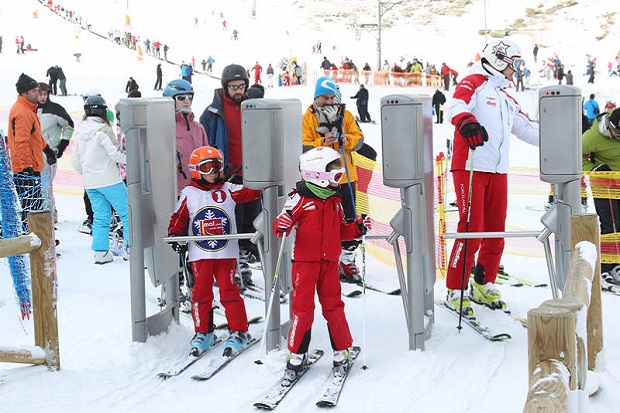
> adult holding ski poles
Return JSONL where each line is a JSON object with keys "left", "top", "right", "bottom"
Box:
{"left": 302, "top": 75, "right": 365, "bottom": 283}
{"left": 444, "top": 39, "right": 539, "bottom": 319}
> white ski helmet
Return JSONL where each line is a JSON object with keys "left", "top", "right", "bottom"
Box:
{"left": 299, "top": 147, "right": 344, "bottom": 188}
{"left": 482, "top": 39, "right": 523, "bottom": 72}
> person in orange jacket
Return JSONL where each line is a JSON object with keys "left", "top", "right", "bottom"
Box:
{"left": 7, "top": 73, "right": 57, "bottom": 232}
{"left": 301, "top": 76, "right": 364, "bottom": 282}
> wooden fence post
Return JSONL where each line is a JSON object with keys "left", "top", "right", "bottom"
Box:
{"left": 570, "top": 214, "right": 602, "bottom": 369}
{"left": 28, "top": 211, "right": 60, "bottom": 371}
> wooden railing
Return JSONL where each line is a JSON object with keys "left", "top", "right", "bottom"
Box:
{"left": 524, "top": 214, "right": 602, "bottom": 413}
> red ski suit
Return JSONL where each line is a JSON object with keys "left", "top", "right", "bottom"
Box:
{"left": 273, "top": 183, "right": 362, "bottom": 354}
{"left": 168, "top": 179, "right": 261, "bottom": 334}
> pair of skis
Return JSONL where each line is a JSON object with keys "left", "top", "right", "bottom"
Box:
{"left": 158, "top": 336, "right": 260, "bottom": 380}
{"left": 435, "top": 299, "right": 512, "bottom": 341}
{"left": 254, "top": 346, "right": 361, "bottom": 410}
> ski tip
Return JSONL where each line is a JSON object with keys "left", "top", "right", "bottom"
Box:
{"left": 490, "top": 333, "right": 512, "bottom": 341}
{"left": 316, "top": 401, "right": 335, "bottom": 408}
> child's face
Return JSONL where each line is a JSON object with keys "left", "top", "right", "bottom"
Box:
{"left": 200, "top": 170, "right": 220, "bottom": 183}
{"left": 326, "top": 163, "right": 345, "bottom": 188}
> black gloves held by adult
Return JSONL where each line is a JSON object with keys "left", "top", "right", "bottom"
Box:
{"left": 56, "top": 139, "right": 70, "bottom": 159}
{"left": 457, "top": 114, "right": 488, "bottom": 150}
{"left": 43, "top": 145, "right": 57, "bottom": 165}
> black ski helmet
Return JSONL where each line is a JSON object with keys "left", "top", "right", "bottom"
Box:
{"left": 84, "top": 95, "right": 108, "bottom": 118}
{"left": 221, "top": 64, "right": 249, "bottom": 89}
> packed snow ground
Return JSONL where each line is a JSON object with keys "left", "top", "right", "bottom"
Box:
{"left": 1, "top": 1, "right": 620, "bottom": 412}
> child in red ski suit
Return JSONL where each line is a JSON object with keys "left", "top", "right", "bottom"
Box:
{"left": 168, "top": 146, "right": 261, "bottom": 357}
{"left": 273, "top": 146, "right": 371, "bottom": 377}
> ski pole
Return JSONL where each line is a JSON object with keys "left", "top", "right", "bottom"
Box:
{"left": 457, "top": 150, "right": 475, "bottom": 332}
{"left": 255, "top": 232, "right": 288, "bottom": 364}
{"left": 360, "top": 230, "right": 368, "bottom": 370}
{"left": 337, "top": 139, "right": 358, "bottom": 218}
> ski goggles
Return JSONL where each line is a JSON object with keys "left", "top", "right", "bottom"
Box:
{"left": 227, "top": 83, "right": 246, "bottom": 91}
{"left": 504, "top": 56, "right": 524, "bottom": 72}
{"left": 189, "top": 159, "right": 224, "bottom": 175}
{"left": 301, "top": 168, "right": 345, "bottom": 184}
{"left": 608, "top": 116, "right": 620, "bottom": 139}
{"left": 175, "top": 94, "right": 193, "bottom": 102}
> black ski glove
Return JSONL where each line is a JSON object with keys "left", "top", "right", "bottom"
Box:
{"left": 56, "top": 139, "right": 70, "bottom": 159}
{"left": 20, "top": 167, "right": 39, "bottom": 176}
{"left": 168, "top": 234, "right": 188, "bottom": 254}
{"left": 43, "top": 145, "right": 57, "bottom": 166}
{"left": 457, "top": 114, "right": 488, "bottom": 150}
{"left": 592, "top": 163, "right": 611, "bottom": 172}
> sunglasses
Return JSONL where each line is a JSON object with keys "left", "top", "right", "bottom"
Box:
{"left": 189, "top": 159, "right": 224, "bottom": 175}
{"left": 175, "top": 95, "right": 193, "bottom": 102}
{"left": 228, "top": 84, "right": 246, "bottom": 91}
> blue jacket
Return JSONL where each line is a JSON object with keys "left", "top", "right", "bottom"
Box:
{"left": 584, "top": 98, "right": 600, "bottom": 120}
{"left": 199, "top": 89, "right": 232, "bottom": 172}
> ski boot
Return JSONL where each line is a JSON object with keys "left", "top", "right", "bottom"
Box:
{"left": 284, "top": 352, "right": 307, "bottom": 383}
{"left": 446, "top": 289, "right": 474, "bottom": 317}
{"left": 78, "top": 218, "right": 93, "bottom": 235}
{"left": 333, "top": 347, "right": 353, "bottom": 376}
{"left": 223, "top": 331, "right": 251, "bottom": 357}
{"left": 339, "top": 248, "right": 361, "bottom": 283}
{"left": 601, "top": 265, "right": 620, "bottom": 291}
{"left": 94, "top": 250, "right": 114, "bottom": 265}
{"left": 240, "top": 248, "right": 261, "bottom": 269}
{"left": 470, "top": 280, "right": 506, "bottom": 309}
{"left": 190, "top": 332, "right": 216, "bottom": 357}
{"left": 234, "top": 261, "right": 253, "bottom": 290}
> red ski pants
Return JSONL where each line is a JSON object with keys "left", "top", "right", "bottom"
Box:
{"left": 190, "top": 258, "right": 248, "bottom": 334}
{"left": 446, "top": 170, "right": 507, "bottom": 290}
{"left": 287, "top": 261, "right": 353, "bottom": 354}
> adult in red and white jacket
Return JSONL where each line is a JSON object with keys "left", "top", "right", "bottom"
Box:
{"left": 168, "top": 178, "right": 260, "bottom": 335}
{"left": 445, "top": 39, "right": 539, "bottom": 297}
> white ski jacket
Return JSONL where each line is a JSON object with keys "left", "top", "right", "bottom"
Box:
{"left": 446, "top": 61, "right": 539, "bottom": 173}
{"left": 71, "top": 117, "right": 126, "bottom": 189}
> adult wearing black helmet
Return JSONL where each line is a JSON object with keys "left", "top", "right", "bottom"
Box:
{"left": 199, "top": 63, "right": 261, "bottom": 278}
{"left": 72, "top": 95, "right": 129, "bottom": 264}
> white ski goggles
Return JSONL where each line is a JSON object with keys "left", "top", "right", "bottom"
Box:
{"left": 301, "top": 168, "right": 345, "bottom": 185}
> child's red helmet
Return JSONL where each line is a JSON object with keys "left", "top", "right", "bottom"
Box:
{"left": 188, "top": 146, "right": 224, "bottom": 180}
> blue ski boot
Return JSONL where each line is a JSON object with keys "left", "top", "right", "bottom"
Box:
{"left": 190, "top": 332, "right": 216, "bottom": 357}
{"left": 223, "top": 331, "right": 251, "bottom": 357}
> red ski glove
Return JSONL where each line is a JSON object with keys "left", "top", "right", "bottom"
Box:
{"left": 356, "top": 215, "right": 372, "bottom": 235}
{"left": 274, "top": 211, "right": 294, "bottom": 237}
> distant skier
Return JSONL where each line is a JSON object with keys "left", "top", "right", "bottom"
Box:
{"left": 350, "top": 84, "right": 370, "bottom": 122}
{"left": 432, "top": 89, "right": 446, "bottom": 124}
